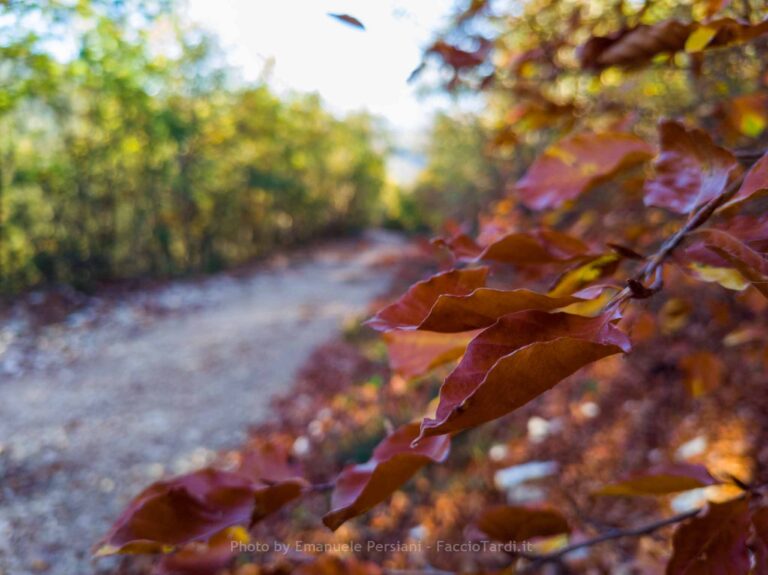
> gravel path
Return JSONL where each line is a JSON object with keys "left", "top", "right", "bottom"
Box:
{"left": 0, "top": 232, "right": 403, "bottom": 575}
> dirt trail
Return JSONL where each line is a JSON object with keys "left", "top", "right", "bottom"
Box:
{"left": 0, "top": 232, "right": 404, "bottom": 575}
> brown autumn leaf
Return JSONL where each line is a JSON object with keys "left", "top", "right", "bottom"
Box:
{"left": 428, "top": 38, "right": 492, "bottom": 71}
{"left": 685, "top": 228, "right": 768, "bottom": 298}
{"left": 700, "top": 0, "right": 731, "bottom": 18}
{"left": 96, "top": 468, "right": 305, "bottom": 555}
{"left": 328, "top": 13, "right": 365, "bottom": 31}
{"left": 476, "top": 505, "right": 570, "bottom": 544}
{"left": 722, "top": 150, "right": 768, "bottom": 209}
{"left": 417, "top": 288, "right": 584, "bottom": 332}
{"left": 644, "top": 120, "right": 740, "bottom": 214}
{"left": 753, "top": 506, "right": 768, "bottom": 575}
{"left": 154, "top": 527, "right": 248, "bottom": 575}
{"left": 679, "top": 351, "right": 725, "bottom": 397}
{"left": 476, "top": 229, "right": 594, "bottom": 264}
{"left": 515, "top": 132, "right": 653, "bottom": 210}
{"left": 722, "top": 93, "right": 768, "bottom": 139}
{"left": 580, "top": 18, "right": 768, "bottom": 71}
{"left": 323, "top": 422, "right": 450, "bottom": 531}
{"left": 432, "top": 232, "right": 483, "bottom": 260}
{"left": 667, "top": 498, "right": 751, "bottom": 575}
{"left": 366, "top": 268, "right": 488, "bottom": 332}
{"left": 436, "top": 229, "right": 594, "bottom": 267}
{"left": 383, "top": 329, "right": 481, "bottom": 379}
{"left": 580, "top": 20, "right": 693, "bottom": 70}
{"left": 417, "top": 310, "right": 631, "bottom": 441}
{"left": 596, "top": 464, "right": 718, "bottom": 496}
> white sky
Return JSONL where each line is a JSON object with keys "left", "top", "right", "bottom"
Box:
{"left": 184, "top": 0, "right": 460, "bottom": 131}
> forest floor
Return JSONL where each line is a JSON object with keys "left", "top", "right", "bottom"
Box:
{"left": 0, "top": 230, "right": 406, "bottom": 575}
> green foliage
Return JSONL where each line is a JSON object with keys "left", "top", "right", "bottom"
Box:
{"left": 410, "top": 112, "right": 507, "bottom": 230}
{"left": 0, "top": 1, "right": 386, "bottom": 294}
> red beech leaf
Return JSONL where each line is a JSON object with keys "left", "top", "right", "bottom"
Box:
{"left": 515, "top": 131, "right": 653, "bottom": 210}
{"left": 474, "top": 229, "right": 594, "bottom": 265}
{"left": 753, "top": 506, "right": 768, "bottom": 575}
{"left": 434, "top": 230, "right": 592, "bottom": 266}
{"left": 428, "top": 39, "right": 492, "bottom": 71}
{"left": 328, "top": 13, "right": 365, "bottom": 30}
{"left": 417, "top": 311, "right": 631, "bottom": 441}
{"left": 644, "top": 120, "right": 740, "bottom": 214}
{"left": 96, "top": 469, "right": 305, "bottom": 555}
{"left": 596, "top": 464, "right": 718, "bottom": 496}
{"left": 383, "top": 329, "right": 481, "bottom": 379}
{"left": 432, "top": 233, "right": 483, "bottom": 260}
{"left": 236, "top": 440, "right": 301, "bottom": 483}
{"left": 580, "top": 20, "right": 693, "bottom": 70}
{"left": 477, "top": 505, "right": 570, "bottom": 544}
{"left": 667, "top": 499, "right": 751, "bottom": 575}
{"left": 689, "top": 228, "right": 768, "bottom": 298}
{"left": 679, "top": 351, "right": 725, "bottom": 397}
{"left": 416, "top": 288, "right": 584, "bottom": 332}
{"left": 322, "top": 423, "right": 450, "bottom": 531}
{"left": 366, "top": 268, "right": 488, "bottom": 332}
{"left": 154, "top": 527, "right": 247, "bottom": 575}
{"left": 723, "top": 151, "right": 768, "bottom": 209}
{"left": 580, "top": 18, "right": 768, "bottom": 71}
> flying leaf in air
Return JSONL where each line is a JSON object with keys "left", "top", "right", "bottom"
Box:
{"left": 328, "top": 13, "right": 365, "bottom": 31}
{"left": 596, "top": 464, "right": 718, "bottom": 496}
{"left": 644, "top": 120, "right": 740, "bottom": 214}
{"left": 322, "top": 423, "right": 450, "bottom": 530}
{"left": 417, "top": 310, "right": 631, "bottom": 441}
{"left": 667, "top": 498, "right": 751, "bottom": 575}
{"left": 515, "top": 132, "right": 653, "bottom": 210}
{"left": 383, "top": 329, "right": 481, "bottom": 379}
{"left": 366, "top": 267, "right": 488, "bottom": 332}
{"left": 476, "top": 505, "right": 570, "bottom": 544}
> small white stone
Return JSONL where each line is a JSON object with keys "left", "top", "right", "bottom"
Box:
{"left": 489, "top": 444, "right": 508, "bottom": 462}
{"left": 292, "top": 436, "right": 310, "bottom": 457}
{"left": 580, "top": 402, "right": 600, "bottom": 419}
{"left": 527, "top": 416, "right": 551, "bottom": 443}
{"left": 676, "top": 436, "right": 708, "bottom": 460}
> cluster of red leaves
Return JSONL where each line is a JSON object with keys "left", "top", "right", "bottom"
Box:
{"left": 96, "top": 2, "right": 768, "bottom": 572}
{"left": 99, "top": 111, "right": 768, "bottom": 574}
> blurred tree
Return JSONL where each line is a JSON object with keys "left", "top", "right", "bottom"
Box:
{"left": 411, "top": 112, "right": 508, "bottom": 231}
{"left": 0, "top": 0, "right": 386, "bottom": 294}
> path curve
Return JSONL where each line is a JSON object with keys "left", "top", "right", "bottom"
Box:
{"left": 0, "top": 231, "right": 404, "bottom": 575}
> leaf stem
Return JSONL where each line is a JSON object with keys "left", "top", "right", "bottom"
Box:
{"left": 606, "top": 174, "right": 745, "bottom": 310}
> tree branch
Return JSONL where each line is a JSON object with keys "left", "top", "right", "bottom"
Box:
{"left": 519, "top": 507, "right": 702, "bottom": 572}
{"left": 606, "top": 174, "right": 745, "bottom": 310}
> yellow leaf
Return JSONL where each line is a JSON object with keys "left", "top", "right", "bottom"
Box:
{"left": 685, "top": 26, "right": 718, "bottom": 53}
{"left": 689, "top": 264, "right": 750, "bottom": 291}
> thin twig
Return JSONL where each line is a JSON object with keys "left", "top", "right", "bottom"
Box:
{"left": 519, "top": 507, "right": 702, "bottom": 573}
{"left": 605, "top": 175, "right": 745, "bottom": 311}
